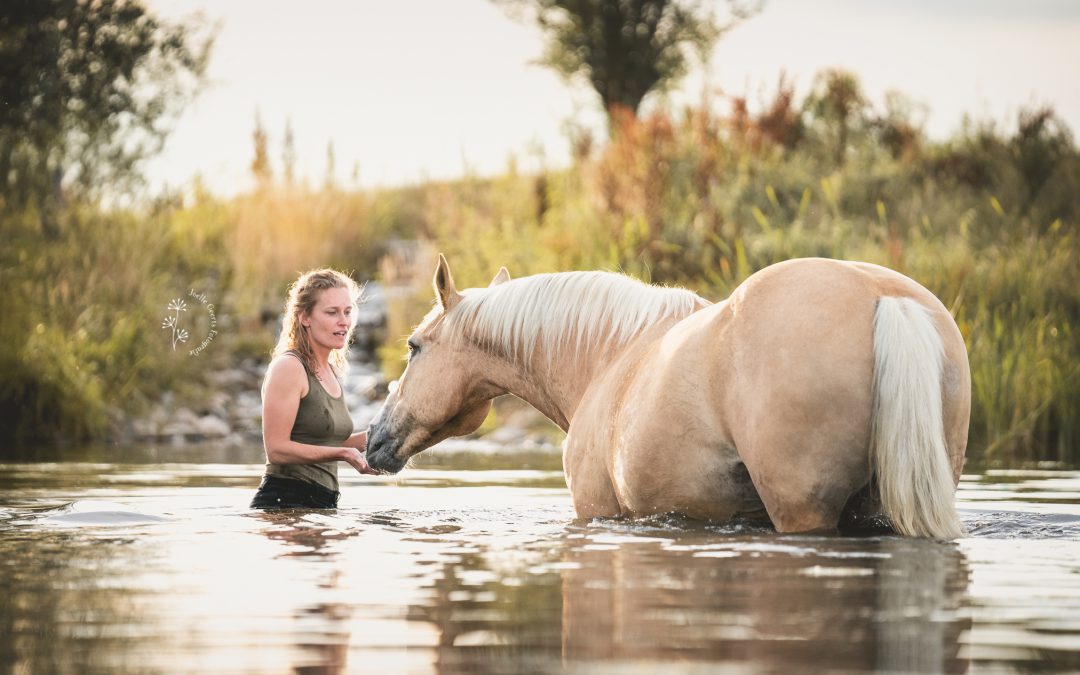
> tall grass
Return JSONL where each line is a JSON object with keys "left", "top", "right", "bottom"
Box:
{"left": 390, "top": 77, "right": 1079, "bottom": 467}
{"left": 228, "top": 183, "right": 392, "bottom": 321}
{"left": 4, "top": 69, "right": 1077, "bottom": 466}
{"left": 0, "top": 180, "right": 397, "bottom": 445}
{"left": 0, "top": 198, "right": 229, "bottom": 442}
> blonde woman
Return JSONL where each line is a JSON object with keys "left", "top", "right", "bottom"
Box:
{"left": 251, "top": 268, "right": 378, "bottom": 510}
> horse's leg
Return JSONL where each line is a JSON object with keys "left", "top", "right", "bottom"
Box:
{"left": 742, "top": 419, "right": 870, "bottom": 533}
{"left": 940, "top": 325, "right": 972, "bottom": 483}
{"left": 563, "top": 428, "right": 621, "bottom": 519}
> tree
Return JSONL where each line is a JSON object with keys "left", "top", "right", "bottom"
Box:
{"left": 498, "top": 0, "right": 759, "bottom": 129}
{"left": 802, "top": 69, "right": 868, "bottom": 168}
{"left": 0, "top": 0, "right": 212, "bottom": 211}
{"left": 324, "top": 140, "right": 337, "bottom": 191}
{"left": 282, "top": 118, "right": 296, "bottom": 186}
{"left": 250, "top": 111, "right": 272, "bottom": 185}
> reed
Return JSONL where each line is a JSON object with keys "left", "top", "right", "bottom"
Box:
{"left": 403, "top": 91, "right": 1079, "bottom": 466}
{"left": 4, "top": 71, "right": 1076, "bottom": 465}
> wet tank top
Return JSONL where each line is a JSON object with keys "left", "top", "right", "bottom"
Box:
{"left": 264, "top": 351, "right": 353, "bottom": 492}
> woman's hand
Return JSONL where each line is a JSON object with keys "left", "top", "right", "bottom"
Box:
{"left": 341, "top": 447, "right": 380, "bottom": 475}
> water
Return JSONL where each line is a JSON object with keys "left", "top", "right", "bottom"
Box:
{"left": 1, "top": 444, "right": 1079, "bottom": 674}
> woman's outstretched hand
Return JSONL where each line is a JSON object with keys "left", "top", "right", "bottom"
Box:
{"left": 341, "top": 447, "right": 380, "bottom": 475}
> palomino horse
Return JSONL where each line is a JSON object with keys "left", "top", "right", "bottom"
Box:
{"left": 366, "top": 256, "right": 970, "bottom": 538}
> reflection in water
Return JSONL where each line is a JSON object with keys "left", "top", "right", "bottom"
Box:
{"left": 539, "top": 532, "right": 969, "bottom": 671}
{"left": 251, "top": 512, "right": 356, "bottom": 674}
{"left": 874, "top": 539, "right": 970, "bottom": 672}
{"left": 0, "top": 528, "right": 139, "bottom": 673}
{"left": 0, "top": 459, "right": 1078, "bottom": 673}
{"left": 394, "top": 518, "right": 974, "bottom": 673}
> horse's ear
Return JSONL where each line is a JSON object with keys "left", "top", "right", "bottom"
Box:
{"left": 489, "top": 267, "right": 511, "bottom": 287}
{"left": 433, "top": 253, "right": 462, "bottom": 311}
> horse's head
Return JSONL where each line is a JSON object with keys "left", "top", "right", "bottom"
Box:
{"left": 366, "top": 255, "right": 511, "bottom": 474}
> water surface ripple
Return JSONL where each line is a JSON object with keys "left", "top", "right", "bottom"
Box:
{"left": 1, "top": 451, "right": 1078, "bottom": 673}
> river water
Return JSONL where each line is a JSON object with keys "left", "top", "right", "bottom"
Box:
{"left": 1, "top": 443, "right": 1078, "bottom": 673}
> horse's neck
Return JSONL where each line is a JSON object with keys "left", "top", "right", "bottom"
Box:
{"left": 494, "top": 345, "right": 601, "bottom": 432}
{"left": 471, "top": 276, "right": 709, "bottom": 430}
{"left": 495, "top": 316, "right": 686, "bottom": 432}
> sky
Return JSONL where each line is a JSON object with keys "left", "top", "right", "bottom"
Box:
{"left": 144, "top": 0, "right": 1080, "bottom": 196}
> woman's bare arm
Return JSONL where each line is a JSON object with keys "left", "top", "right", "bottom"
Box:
{"left": 261, "top": 356, "right": 377, "bottom": 474}
{"left": 343, "top": 430, "right": 368, "bottom": 451}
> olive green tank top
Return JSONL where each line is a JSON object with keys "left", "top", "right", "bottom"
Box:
{"left": 264, "top": 352, "right": 354, "bottom": 492}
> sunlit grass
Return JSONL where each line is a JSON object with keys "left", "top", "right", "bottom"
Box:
{"left": 3, "top": 73, "right": 1077, "bottom": 466}
{"left": 394, "top": 96, "right": 1079, "bottom": 467}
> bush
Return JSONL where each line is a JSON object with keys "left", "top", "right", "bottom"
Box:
{"left": 385, "top": 77, "right": 1080, "bottom": 467}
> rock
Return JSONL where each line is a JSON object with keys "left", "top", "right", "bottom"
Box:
{"left": 232, "top": 392, "right": 262, "bottom": 425}
{"left": 349, "top": 373, "right": 383, "bottom": 401}
{"left": 148, "top": 406, "right": 170, "bottom": 426}
{"left": 194, "top": 415, "right": 230, "bottom": 437}
{"left": 208, "top": 392, "right": 231, "bottom": 418}
{"left": 173, "top": 407, "right": 198, "bottom": 425}
{"left": 131, "top": 418, "right": 155, "bottom": 438}
{"left": 484, "top": 424, "right": 527, "bottom": 445}
{"left": 209, "top": 368, "right": 258, "bottom": 392}
{"left": 161, "top": 423, "right": 193, "bottom": 437}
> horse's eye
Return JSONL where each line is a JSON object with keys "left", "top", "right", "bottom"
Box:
{"left": 407, "top": 340, "right": 420, "bottom": 358}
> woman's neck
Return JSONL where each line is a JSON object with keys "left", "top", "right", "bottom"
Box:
{"left": 309, "top": 343, "right": 333, "bottom": 378}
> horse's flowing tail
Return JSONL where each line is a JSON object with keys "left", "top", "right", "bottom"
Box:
{"left": 871, "top": 297, "right": 964, "bottom": 539}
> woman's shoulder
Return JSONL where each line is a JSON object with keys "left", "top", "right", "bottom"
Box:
{"left": 264, "top": 353, "right": 311, "bottom": 394}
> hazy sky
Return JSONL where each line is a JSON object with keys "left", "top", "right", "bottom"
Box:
{"left": 145, "top": 0, "right": 1080, "bottom": 196}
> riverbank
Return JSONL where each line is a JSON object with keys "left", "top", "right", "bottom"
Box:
{"left": 108, "top": 281, "right": 562, "bottom": 455}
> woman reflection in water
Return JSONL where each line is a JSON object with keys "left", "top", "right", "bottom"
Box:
{"left": 251, "top": 268, "right": 378, "bottom": 510}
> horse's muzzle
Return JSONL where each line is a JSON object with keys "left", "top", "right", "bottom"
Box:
{"left": 365, "top": 423, "right": 407, "bottom": 474}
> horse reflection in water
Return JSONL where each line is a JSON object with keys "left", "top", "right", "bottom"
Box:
{"left": 367, "top": 255, "right": 970, "bottom": 538}
{"left": 401, "top": 527, "right": 971, "bottom": 672}
{"left": 558, "top": 533, "right": 972, "bottom": 672}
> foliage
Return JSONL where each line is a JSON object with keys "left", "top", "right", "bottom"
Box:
{"left": 0, "top": 174, "right": 404, "bottom": 444}
{"left": 0, "top": 198, "right": 230, "bottom": 443}
{"left": 3, "top": 27, "right": 1077, "bottom": 468}
{"left": 398, "top": 73, "right": 1080, "bottom": 467}
{"left": 0, "top": 0, "right": 211, "bottom": 210}
{"left": 498, "top": 0, "right": 758, "bottom": 124}
{"left": 0, "top": 0, "right": 214, "bottom": 444}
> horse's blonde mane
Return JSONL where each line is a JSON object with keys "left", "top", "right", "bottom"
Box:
{"left": 434, "top": 271, "right": 708, "bottom": 365}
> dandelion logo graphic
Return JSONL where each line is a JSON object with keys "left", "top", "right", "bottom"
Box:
{"left": 162, "top": 298, "right": 190, "bottom": 350}
{"left": 161, "top": 289, "right": 219, "bottom": 357}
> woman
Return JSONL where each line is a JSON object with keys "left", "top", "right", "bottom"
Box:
{"left": 251, "top": 268, "right": 378, "bottom": 510}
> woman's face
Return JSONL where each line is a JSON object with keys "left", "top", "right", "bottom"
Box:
{"left": 302, "top": 286, "right": 354, "bottom": 352}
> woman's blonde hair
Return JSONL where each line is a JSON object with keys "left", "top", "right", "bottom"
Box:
{"left": 273, "top": 268, "right": 362, "bottom": 379}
